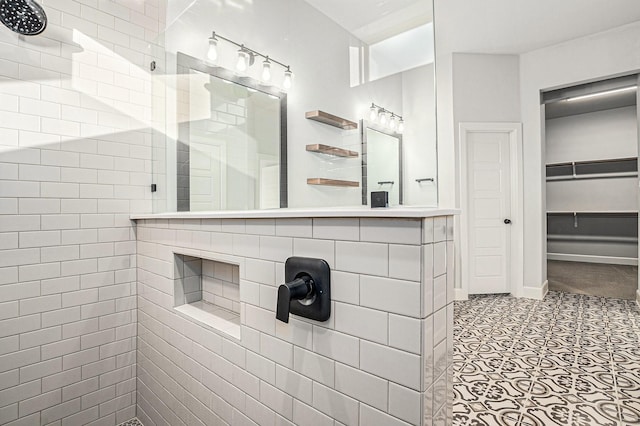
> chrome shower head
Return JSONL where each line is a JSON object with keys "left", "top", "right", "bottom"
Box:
{"left": 0, "top": 0, "right": 47, "bottom": 36}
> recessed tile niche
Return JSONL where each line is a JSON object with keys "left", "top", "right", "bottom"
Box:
{"left": 173, "top": 253, "right": 241, "bottom": 338}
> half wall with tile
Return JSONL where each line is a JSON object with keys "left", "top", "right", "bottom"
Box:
{"left": 134, "top": 215, "right": 454, "bottom": 425}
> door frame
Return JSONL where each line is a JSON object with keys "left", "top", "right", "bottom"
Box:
{"left": 459, "top": 122, "right": 524, "bottom": 298}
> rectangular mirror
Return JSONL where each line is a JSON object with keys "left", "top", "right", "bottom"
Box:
{"left": 361, "top": 120, "right": 403, "bottom": 206}
{"left": 176, "top": 52, "right": 287, "bottom": 211}
{"left": 152, "top": 0, "right": 437, "bottom": 212}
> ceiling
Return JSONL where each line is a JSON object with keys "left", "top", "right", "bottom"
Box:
{"left": 302, "top": 0, "right": 640, "bottom": 53}
{"left": 435, "top": 0, "right": 640, "bottom": 54}
{"left": 301, "top": 0, "right": 432, "bottom": 44}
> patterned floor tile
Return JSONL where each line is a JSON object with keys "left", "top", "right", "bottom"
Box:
{"left": 454, "top": 291, "right": 640, "bottom": 426}
{"left": 117, "top": 418, "right": 144, "bottom": 426}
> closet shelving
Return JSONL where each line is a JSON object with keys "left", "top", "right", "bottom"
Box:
{"left": 544, "top": 76, "right": 639, "bottom": 272}
{"left": 546, "top": 157, "right": 638, "bottom": 265}
{"left": 545, "top": 157, "right": 638, "bottom": 181}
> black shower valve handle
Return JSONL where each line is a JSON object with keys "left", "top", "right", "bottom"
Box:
{"left": 276, "top": 275, "right": 314, "bottom": 323}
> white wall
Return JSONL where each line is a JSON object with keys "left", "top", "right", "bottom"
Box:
{"left": 441, "top": 53, "right": 521, "bottom": 292}
{"left": 435, "top": 51, "right": 521, "bottom": 205}
{"left": 452, "top": 53, "right": 521, "bottom": 123}
{"left": 403, "top": 64, "right": 438, "bottom": 206}
{"left": 546, "top": 106, "right": 638, "bottom": 163}
{"left": 0, "top": 0, "right": 162, "bottom": 424}
{"left": 158, "top": 0, "right": 437, "bottom": 209}
{"left": 520, "top": 21, "right": 640, "bottom": 292}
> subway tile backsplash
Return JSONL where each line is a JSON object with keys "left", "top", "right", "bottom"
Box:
{"left": 136, "top": 216, "right": 454, "bottom": 425}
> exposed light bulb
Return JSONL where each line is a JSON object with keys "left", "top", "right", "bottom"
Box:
{"left": 369, "top": 105, "right": 377, "bottom": 121}
{"left": 283, "top": 67, "right": 292, "bottom": 89}
{"left": 236, "top": 49, "right": 248, "bottom": 72}
{"left": 262, "top": 59, "right": 271, "bottom": 81}
{"left": 397, "top": 119, "right": 404, "bottom": 134}
{"left": 378, "top": 110, "right": 387, "bottom": 126}
{"left": 207, "top": 36, "right": 218, "bottom": 63}
{"left": 389, "top": 114, "right": 397, "bottom": 130}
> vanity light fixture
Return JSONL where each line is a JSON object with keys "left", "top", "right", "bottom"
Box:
{"left": 205, "top": 30, "right": 293, "bottom": 88}
{"left": 369, "top": 104, "right": 378, "bottom": 121}
{"left": 388, "top": 113, "right": 397, "bottom": 130}
{"left": 283, "top": 67, "right": 293, "bottom": 89}
{"left": 368, "top": 103, "right": 404, "bottom": 134}
{"left": 262, "top": 57, "right": 272, "bottom": 81}
{"left": 236, "top": 47, "right": 250, "bottom": 72}
{"left": 378, "top": 110, "right": 388, "bottom": 126}
{"left": 207, "top": 33, "right": 218, "bottom": 62}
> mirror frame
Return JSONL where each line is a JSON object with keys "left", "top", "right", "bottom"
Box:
{"left": 360, "top": 119, "right": 403, "bottom": 206}
{"left": 176, "top": 51, "right": 288, "bottom": 211}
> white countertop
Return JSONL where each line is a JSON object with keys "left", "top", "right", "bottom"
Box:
{"left": 131, "top": 206, "right": 460, "bottom": 220}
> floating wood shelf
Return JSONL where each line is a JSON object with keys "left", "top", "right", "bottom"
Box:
{"left": 305, "top": 110, "right": 357, "bottom": 130}
{"left": 307, "top": 178, "right": 359, "bottom": 187}
{"left": 306, "top": 144, "right": 358, "bottom": 158}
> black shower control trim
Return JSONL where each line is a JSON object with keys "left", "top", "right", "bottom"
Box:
{"left": 276, "top": 257, "right": 331, "bottom": 323}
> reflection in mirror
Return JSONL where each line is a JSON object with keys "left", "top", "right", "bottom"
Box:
{"left": 152, "top": 0, "right": 437, "bottom": 212}
{"left": 176, "top": 52, "right": 287, "bottom": 212}
{"left": 361, "top": 120, "right": 402, "bottom": 206}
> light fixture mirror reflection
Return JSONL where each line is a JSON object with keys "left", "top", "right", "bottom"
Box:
{"left": 262, "top": 59, "right": 271, "bottom": 81}
{"left": 236, "top": 49, "right": 249, "bottom": 71}
{"left": 283, "top": 68, "right": 292, "bottom": 89}
{"left": 207, "top": 37, "right": 218, "bottom": 62}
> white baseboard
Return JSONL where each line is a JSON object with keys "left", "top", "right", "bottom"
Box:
{"left": 636, "top": 290, "right": 640, "bottom": 307}
{"left": 521, "top": 280, "right": 547, "bottom": 300}
{"left": 454, "top": 288, "right": 468, "bottom": 301}
{"left": 547, "top": 253, "right": 637, "bottom": 266}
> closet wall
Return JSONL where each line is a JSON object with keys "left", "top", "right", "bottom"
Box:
{"left": 546, "top": 100, "right": 638, "bottom": 265}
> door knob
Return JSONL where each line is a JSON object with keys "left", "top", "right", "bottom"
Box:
{"left": 504, "top": 219, "right": 511, "bottom": 224}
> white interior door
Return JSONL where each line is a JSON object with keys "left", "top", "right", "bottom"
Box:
{"left": 465, "top": 130, "right": 512, "bottom": 294}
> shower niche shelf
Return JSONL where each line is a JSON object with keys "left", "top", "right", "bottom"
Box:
{"left": 173, "top": 252, "right": 241, "bottom": 339}
{"left": 306, "top": 110, "right": 357, "bottom": 130}
{"left": 306, "top": 144, "right": 358, "bottom": 158}
{"left": 307, "top": 178, "right": 359, "bottom": 187}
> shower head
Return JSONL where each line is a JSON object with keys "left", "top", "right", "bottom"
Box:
{"left": 0, "top": 0, "right": 47, "bottom": 36}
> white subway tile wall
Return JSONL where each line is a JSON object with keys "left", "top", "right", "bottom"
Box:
{"left": 0, "top": 0, "right": 161, "bottom": 424}
{"left": 136, "top": 216, "right": 454, "bottom": 425}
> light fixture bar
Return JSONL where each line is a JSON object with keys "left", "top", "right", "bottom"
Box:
{"left": 565, "top": 85, "right": 637, "bottom": 102}
{"left": 369, "top": 103, "right": 403, "bottom": 121}
{"left": 368, "top": 103, "right": 404, "bottom": 133}
{"left": 209, "top": 31, "right": 291, "bottom": 71}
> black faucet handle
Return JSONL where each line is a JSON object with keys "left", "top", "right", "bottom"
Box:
{"left": 276, "top": 276, "right": 313, "bottom": 323}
